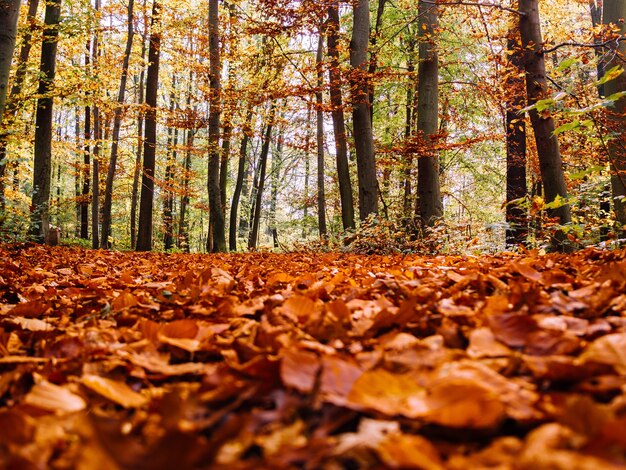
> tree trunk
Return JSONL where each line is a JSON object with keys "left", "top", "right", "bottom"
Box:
{"left": 90, "top": 0, "right": 102, "bottom": 249}
{"left": 316, "top": 32, "right": 328, "bottom": 237}
{"left": 101, "top": 0, "right": 135, "bottom": 249}
{"left": 229, "top": 107, "right": 253, "bottom": 251}
{"left": 604, "top": 0, "right": 626, "bottom": 233}
{"left": 163, "top": 123, "right": 176, "bottom": 251}
{"left": 505, "top": 32, "right": 528, "bottom": 246}
{"left": 590, "top": 0, "right": 605, "bottom": 98}
{"left": 0, "top": 0, "right": 21, "bottom": 125}
{"left": 350, "top": 0, "right": 378, "bottom": 220}
{"left": 179, "top": 126, "right": 194, "bottom": 252}
{"left": 269, "top": 127, "right": 283, "bottom": 249}
{"left": 248, "top": 103, "right": 275, "bottom": 250}
{"left": 402, "top": 40, "right": 416, "bottom": 219}
{"left": 207, "top": 0, "right": 226, "bottom": 252}
{"left": 0, "top": 0, "right": 40, "bottom": 220}
{"left": 367, "top": 0, "right": 387, "bottom": 121}
{"left": 130, "top": 34, "right": 147, "bottom": 249}
{"left": 81, "top": 42, "right": 91, "bottom": 239}
{"left": 74, "top": 107, "right": 81, "bottom": 236}
{"left": 519, "top": 0, "right": 572, "bottom": 241}
{"left": 31, "top": 0, "right": 62, "bottom": 243}
{"left": 327, "top": 1, "right": 355, "bottom": 230}
{"left": 416, "top": 0, "right": 443, "bottom": 229}
{"left": 92, "top": 105, "right": 101, "bottom": 249}
{"left": 136, "top": 0, "right": 161, "bottom": 252}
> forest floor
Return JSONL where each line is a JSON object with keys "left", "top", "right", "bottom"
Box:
{"left": 0, "top": 243, "right": 625, "bottom": 469}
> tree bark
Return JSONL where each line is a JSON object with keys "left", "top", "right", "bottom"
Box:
{"left": 350, "top": 0, "right": 378, "bottom": 220}
{"left": 327, "top": 1, "right": 355, "bottom": 230}
{"left": 31, "top": 0, "right": 62, "bottom": 243}
{"left": 0, "top": 0, "right": 21, "bottom": 125}
{"left": 229, "top": 107, "right": 253, "bottom": 251}
{"left": 505, "top": 31, "right": 528, "bottom": 246}
{"left": 590, "top": 0, "right": 605, "bottom": 97}
{"left": 91, "top": 3, "right": 101, "bottom": 250}
{"left": 604, "top": 0, "right": 626, "bottom": 233}
{"left": 100, "top": 0, "right": 135, "bottom": 249}
{"left": 207, "top": 0, "right": 226, "bottom": 252}
{"left": 130, "top": 33, "right": 147, "bottom": 249}
{"left": 248, "top": 103, "right": 275, "bottom": 250}
{"left": 519, "top": 0, "right": 572, "bottom": 241}
{"left": 0, "top": 0, "right": 40, "bottom": 220}
{"left": 416, "top": 0, "right": 443, "bottom": 229}
{"left": 316, "top": 32, "right": 327, "bottom": 237}
{"left": 81, "top": 41, "right": 91, "bottom": 240}
{"left": 136, "top": 0, "right": 161, "bottom": 251}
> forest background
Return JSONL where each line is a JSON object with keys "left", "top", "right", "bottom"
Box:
{"left": 0, "top": 0, "right": 625, "bottom": 254}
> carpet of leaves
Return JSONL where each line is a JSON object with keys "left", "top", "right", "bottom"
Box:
{"left": 1, "top": 244, "right": 626, "bottom": 469}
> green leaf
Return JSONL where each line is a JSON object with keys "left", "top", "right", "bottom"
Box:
{"left": 595, "top": 65, "right": 624, "bottom": 86}
{"left": 553, "top": 120, "right": 580, "bottom": 135}
{"left": 556, "top": 57, "right": 579, "bottom": 72}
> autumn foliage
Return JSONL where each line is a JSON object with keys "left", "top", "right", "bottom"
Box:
{"left": 1, "top": 244, "right": 626, "bottom": 468}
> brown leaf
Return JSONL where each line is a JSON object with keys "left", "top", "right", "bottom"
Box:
{"left": 81, "top": 374, "right": 148, "bottom": 408}
{"left": 23, "top": 379, "right": 86, "bottom": 414}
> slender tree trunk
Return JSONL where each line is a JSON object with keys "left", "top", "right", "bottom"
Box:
{"left": 248, "top": 103, "right": 275, "bottom": 250}
{"left": 316, "top": 32, "right": 327, "bottom": 237}
{"left": 31, "top": 0, "right": 61, "bottom": 243}
{"left": 178, "top": 126, "right": 194, "bottom": 252}
{"left": 220, "top": 118, "right": 232, "bottom": 216}
{"left": 101, "top": 0, "right": 135, "bottom": 248}
{"left": 402, "top": 41, "right": 416, "bottom": 219}
{"left": 519, "top": 0, "right": 572, "bottom": 242}
{"left": 74, "top": 107, "right": 81, "bottom": 235}
{"left": 136, "top": 0, "right": 161, "bottom": 251}
{"left": 229, "top": 107, "right": 253, "bottom": 250}
{"left": 350, "top": 0, "right": 378, "bottom": 220}
{"left": 0, "top": 0, "right": 40, "bottom": 220}
{"left": 269, "top": 127, "right": 283, "bottom": 248}
{"left": 416, "top": 0, "right": 443, "bottom": 230}
{"left": 0, "top": 0, "right": 21, "bottom": 124}
{"left": 367, "top": 0, "right": 387, "bottom": 121}
{"left": 327, "top": 1, "right": 355, "bottom": 230}
{"left": 92, "top": 105, "right": 101, "bottom": 249}
{"left": 505, "top": 31, "right": 528, "bottom": 246}
{"left": 163, "top": 124, "right": 176, "bottom": 251}
{"left": 207, "top": 0, "right": 226, "bottom": 252}
{"left": 590, "top": 0, "right": 605, "bottom": 98}
{"left": 130, "top": 35, "right": 147, "bottom": 249}
{"left": 604, "top": 0, "right": 626, "bottom": 234}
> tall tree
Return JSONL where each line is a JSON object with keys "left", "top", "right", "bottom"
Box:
{"left": 604, "top": 0, "right": 626, "bottom": 233}
{"left": 505, "top": 27, "right": 527, "bottom": 246}
{"left": 207, "top": 0, "right": 226, "bottom": 252}
{"left": 416, "top": 0, "right": 443, "bottom": 229}
{"left": 0, "top": 0, "right": 40, "bottom": 219}
{"left": 0, "top": 0, "right": 21, "bottom": 124}
{"left": 327, "top": 1, "right": 354, "bottom": 230}
{"left": 229, "top": 106, "right": 253, "bottom": 250}
{"left": 100, "top": 0, "right": 135, "bottom": 249}
{"left": 81, "top": 41, "right": 91, "bottom": 240}
{"left": 91, "top": 0, "right": 101, "bottom": 249}
{"left": 136, "top": 0, "right": 161, "bottom": 251}
{"left": 350, "top": 0, "right": 378, "bottom": 220}
{"left": 316, "top": 31, "right": 327, "bottom": 237}
{"left": 130, "top": 32, "right": 147, "bottom": 249}
{"left": 31, "top": 0, "right": 62, "bottom": 243}
{"left": 519, "top": 0, "right": 572, "bottom": 241}
{"left": 590, "top": 0, "right": 605, "bottom": 97}
{"left": 248, "top": 103, "right": 275, "bottom": 250}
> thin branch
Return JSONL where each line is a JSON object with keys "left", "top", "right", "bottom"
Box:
{"left": 542, "top": 36, "right": 626, "bottom": 54}
{"left": 422, "top": 0, "right": 524, "bottom": 16}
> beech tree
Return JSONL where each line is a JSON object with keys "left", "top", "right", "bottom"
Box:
{"left": 0, "top": 0, "right": 20, "bottom": 123}
{"left": 416, "top": 0, "right": 442, "bottom": 229}
{"left": 327, "top": 1, "right": 354, "bottom": 230}
{"left": 31, "top": 0, "right": 62, "bottom": 243}
{"left": 350, "top": 0, "right": 378, "bottom": 220}
{"left": 519, "top": 0, "right": 572, "bottom": 240}
{"left": 136, "top": 0, "right": 161, "bottom": 251}
{"left": 100, "top": 0, "right": 135, "bottom": 249}
{"left": 604, "top": 0, "right": 626, "bottom": 233}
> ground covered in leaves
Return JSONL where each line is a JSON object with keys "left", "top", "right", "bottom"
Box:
{"left": 1, "top": 244, "right": 626, "bottom": 469}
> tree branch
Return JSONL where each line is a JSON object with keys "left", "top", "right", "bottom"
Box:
{"left": 421, "top": 0, "right": 524, "bottom": 16}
